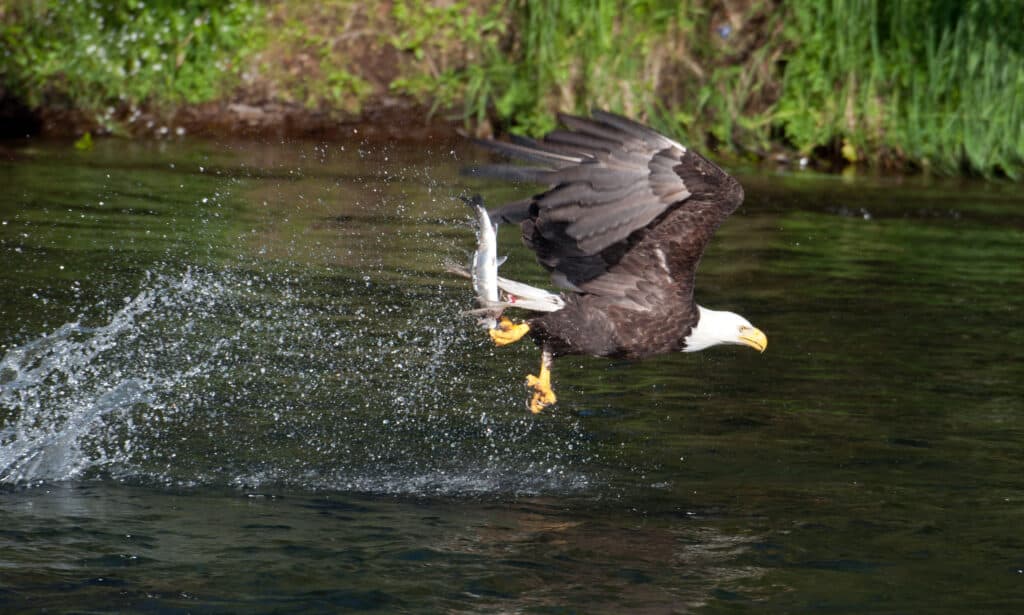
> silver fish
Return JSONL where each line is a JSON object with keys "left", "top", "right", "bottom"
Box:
{"left": 465, "top": 196, "right": 502, "bottom": 330}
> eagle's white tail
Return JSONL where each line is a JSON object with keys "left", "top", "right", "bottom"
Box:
{"left": 446, "top": 265, "right": 565, "bottom": 317}
{"left": 493, "top": 276, "right": 564, "bottom": 312}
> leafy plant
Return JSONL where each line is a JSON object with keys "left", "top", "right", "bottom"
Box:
{"left": 3, "top": 0, "right": 1020, "bottom": 177}
{"left": 1, "top": 0, "right": 265, "bottom": 117}
{"left": 255, "top": 1, "right": 374, "bottom": 114}
{"left": 777, "top": 0, "right": 1024, "bottom": 177}
{"left": 388, "top": 0, "right": 508, "bottom": 120}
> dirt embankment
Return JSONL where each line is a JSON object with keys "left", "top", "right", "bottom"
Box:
{"left": 0, "top": 94, "right": 459, "bottom": 142}
{"left": 1, "top": 3, "right": 478, "bottom": 142}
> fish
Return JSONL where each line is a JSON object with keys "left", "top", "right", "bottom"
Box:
{"left": 456, "top": 195, "right": 566, "bottom": 331}
{"left": 463, "top": 195, "right": 502, "bottom": 330}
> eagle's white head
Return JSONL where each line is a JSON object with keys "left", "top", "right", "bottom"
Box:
{"left": 683, "top": 305, "right": 767, "bottom": 353}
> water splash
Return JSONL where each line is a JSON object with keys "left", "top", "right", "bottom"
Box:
{"left": 0, "top": 266, "right": 595, "bottom": 494}
{"left": 1, "top": 270, "right": 223, "bottom": 483}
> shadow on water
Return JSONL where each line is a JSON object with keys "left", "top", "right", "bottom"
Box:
{"left": 2, "top": 139, "right": 1024, "bottom": 611}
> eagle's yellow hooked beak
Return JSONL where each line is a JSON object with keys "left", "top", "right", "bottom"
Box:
{"left": 739, "top": 326, "right": 768, "bottom": 353}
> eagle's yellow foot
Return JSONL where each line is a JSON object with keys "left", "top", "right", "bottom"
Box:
{"left": 526, "top": 374, "right": 556, "bottom": 414}
{"left": 525, "top": 359, "right": 556, "bottom": 414}
{"left": 489, "top": 317, "right": 530, "bottom": 347}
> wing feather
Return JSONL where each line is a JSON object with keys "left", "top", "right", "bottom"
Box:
{"left": 591, "top": 110, "right": 685, "bottom": 150}
{"left": 556, "top": 113, "right": 635, "bottom": 144}
{"left": 567, "top": 193, "right": 662, "bottom": 242}
{"left": 540, "top": 177, "right": 647, "bottom": 209}
{"left": 470, "top": 137, "right": 583, "bottom": 165}
{"left": 544, "top": 130, "right": 620, "bottom": 153}
{"left": 470, "top": 111, "right": 743, "bottom": 303}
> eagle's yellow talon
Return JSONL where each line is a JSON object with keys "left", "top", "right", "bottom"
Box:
{"left": 525, "top": 371, "right": 556, "bottom": 414}
{"left": 489, "top": 317, "right": 530, "bottom": 346}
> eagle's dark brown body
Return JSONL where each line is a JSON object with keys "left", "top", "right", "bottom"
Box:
{"left": 474, "top": 112, "right": 744, "bottom": 360}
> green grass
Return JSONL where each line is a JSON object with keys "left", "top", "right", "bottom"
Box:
{"left": 1, "top": 0, "right": 264, "bottom": 128}
{"left": 777, "top": 0, "right": 1024, "bottom": 178}
{"left": 388, "top": 0, "right": 776, "bottom": 145}
{"left": 388, "top": 0, "right": 509, "bottom": 120}
{"left": 2, "top": 0, "right": 1022, "bottom": 178}
{"left": 254, "top": 2, "right": 374, "bottom": 114}
{"left": 484, "top": 0, "right": 698, "bottom": 135}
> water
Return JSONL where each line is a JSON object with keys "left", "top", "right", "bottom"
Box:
{"left": 1, "top": 139, "right": 1022, "bottom": 612}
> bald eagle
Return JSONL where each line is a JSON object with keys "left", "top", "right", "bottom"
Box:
{"left": 464, "top": 111, "right": 767, "bottom": 413}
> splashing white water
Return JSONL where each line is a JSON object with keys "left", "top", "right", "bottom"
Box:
{"left": 0, "top": 271, "right": 221, "bottom": 483}
{"left": 0, "top": 266, "right": 595, "bottom": 494}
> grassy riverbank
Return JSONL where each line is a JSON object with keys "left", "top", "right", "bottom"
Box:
{"left": 2, "top": 1, "right": 1021, "bottom": 177}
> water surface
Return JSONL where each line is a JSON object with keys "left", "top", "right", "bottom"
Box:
{"left": 1, "top": 138, "right": 1022, "bottom": 612}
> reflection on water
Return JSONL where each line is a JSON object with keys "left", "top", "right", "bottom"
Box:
{"left": 1, "top": 139, "right": 1023, "bottom": 611}
{"left": 0, "top": 484, "right": 760, "bottom": 612}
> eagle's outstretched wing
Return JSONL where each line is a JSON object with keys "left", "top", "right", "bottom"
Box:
{"left": 469, "top": 110, "right": 744, "bottom": 297}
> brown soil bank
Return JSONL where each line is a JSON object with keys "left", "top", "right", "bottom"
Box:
{"left": 6, "top": 99, "right": 462, "bottom": 143}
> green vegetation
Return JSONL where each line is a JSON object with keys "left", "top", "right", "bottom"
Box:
{"left": 467, "top": 1, "right": 716, "bottom": 136}
{"left": 387, "top": 0, "right": 783, "bottom": 146}
{"left": 1, "top": 1, "right": 263, "bottom": 125}
{"left": 778, "top": 0, "right": 1024, "bottom": 178}
{"left": 389, "top": 0, "right": 507, "bottom": 120}
{"left": 2, "top": 0, "right": 1022, "bottom": 178}
{"left": 252, "top": 2, "right": 373, "bottom": 114}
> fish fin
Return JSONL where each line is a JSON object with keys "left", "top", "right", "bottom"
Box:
{"left": 443, "top": 260, "right": 471, "bottom": 279}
